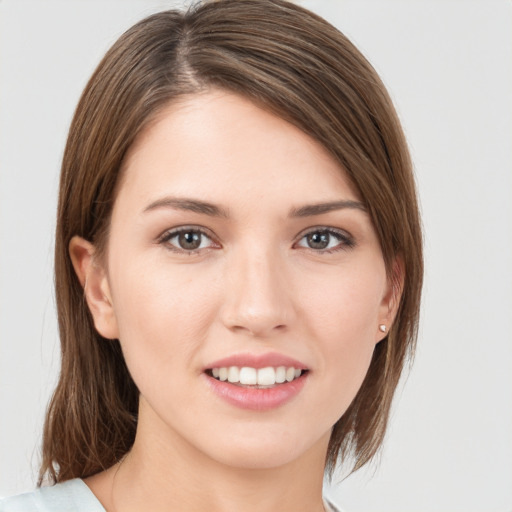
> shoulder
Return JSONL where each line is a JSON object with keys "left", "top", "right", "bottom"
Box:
{"left": 323, "top": 496, "right": 346, "bottom": 512}
{"left": 0, "top": 478, "right": 105, "bottom": 512}
{"left": 2, "top": 481, "right": 340, "bottom": 512}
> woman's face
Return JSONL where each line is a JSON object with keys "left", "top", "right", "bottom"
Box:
{"left": 82, "top": 90, "right": 394, "bottom": 470}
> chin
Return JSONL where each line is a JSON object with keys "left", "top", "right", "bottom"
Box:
{"left": 210, "top": 447, "right": 307, "bottom": 471}
{"left": 196, "top": 425, "right": 329, "bottom": 471}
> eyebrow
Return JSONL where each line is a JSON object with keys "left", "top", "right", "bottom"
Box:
{"left": 144, "top": 197, "right": 229, "bottom": 217}
{"left": 289, "top": 200, "right": 366, "bottom": 217}
{"left": 143, "top": 196, "right": 366, "bottom": 218}
{"left": 143, "top": 197, "right": 229, "bottom": 218}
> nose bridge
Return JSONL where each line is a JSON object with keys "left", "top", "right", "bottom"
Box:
{"left": 221, "top": 240, "right": 292, "bottom": 336}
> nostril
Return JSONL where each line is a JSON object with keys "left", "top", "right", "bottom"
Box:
{"left": 231, "top": 323, "right": 287, "bottom": 336}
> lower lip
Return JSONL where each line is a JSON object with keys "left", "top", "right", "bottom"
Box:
{"left": 204, "top": 373, "right": 308, "bottom": 411}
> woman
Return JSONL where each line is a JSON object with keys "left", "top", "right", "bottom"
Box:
{"left": 1, "top": 0, "right": 422, "bottom": 510}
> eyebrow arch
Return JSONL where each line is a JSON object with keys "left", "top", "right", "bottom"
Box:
{"left": 290, "top": 200, "right": 366, "bottom": 217}
{"left": 143, "top": 197, "right": 229, "bottom": 218}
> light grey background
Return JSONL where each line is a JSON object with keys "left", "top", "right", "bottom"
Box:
{"left": 1, "top": 1, "right": 511, "bottom": 511}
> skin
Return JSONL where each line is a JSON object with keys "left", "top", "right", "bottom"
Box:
{"left": 70, "top": 90, "right": 399, "bottom": 512}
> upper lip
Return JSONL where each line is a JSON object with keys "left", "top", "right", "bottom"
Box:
{"left": 204, "top": 352, "right": 308, "bottom": 371}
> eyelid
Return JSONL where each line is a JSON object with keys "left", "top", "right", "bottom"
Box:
{"left": 293, "top": 226, "right": 355, "bottom": 252}
{"left": 156, "top": 224, "right": 354, "bottom": 254}
{"left": 157, "top": 225, "right": 221, "bottom": 253}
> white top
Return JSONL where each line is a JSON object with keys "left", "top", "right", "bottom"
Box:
{"left": 0, "top": 479, "right": 104, "bottom": 511}
{"left": 0, "top": 478, "right": 343, "bottom": 511}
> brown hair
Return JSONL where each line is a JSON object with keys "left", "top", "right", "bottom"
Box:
{"left": 40, "top": 0, "right": 423, "bottom": 485}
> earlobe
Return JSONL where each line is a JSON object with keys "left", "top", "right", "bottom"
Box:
{"left": 376, "top": 256, "right": 404, "bottom": 343}
{"left": 69, "top": 236, "right": 119, "bottom": 340}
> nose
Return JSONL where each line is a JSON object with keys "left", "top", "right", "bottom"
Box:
{"left": 220, "top": 245, "right": 294, "bottom": 338}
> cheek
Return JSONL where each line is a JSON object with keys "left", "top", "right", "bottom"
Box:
{"left": 296, "top": 260, "right": 386, "bottom": 410}
{"left": 298, "top": 258, "right": 386, "bottom": 343}
{"left": 108, "top": 253, "right": 221, "bottom": 380}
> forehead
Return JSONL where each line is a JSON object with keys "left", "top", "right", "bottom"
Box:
{"left": 118, "top": 90, "right": 360, "bottom": 210}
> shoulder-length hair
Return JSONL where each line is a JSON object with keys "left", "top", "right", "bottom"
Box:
{"left": 40, "top": 0, "right": 423, "bottom": 484}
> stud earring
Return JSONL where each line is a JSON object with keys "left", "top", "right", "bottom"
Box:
{"left": 379, "top": 324, "right": 387, "bottom": 333}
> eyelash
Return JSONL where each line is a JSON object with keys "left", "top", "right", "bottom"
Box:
{"left": 157, "top": 226, "right": 218, "bottom": 254}
{"left": 294, "top": 227, "right": 355, "bottom": 253}
{"left": 157, "top": 226, "right": 355, "bottom": 254}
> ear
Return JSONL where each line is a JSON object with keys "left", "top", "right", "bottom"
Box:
{"left": 376, "top": 256, "right": 404, "bottom": 343}
{"left": 69, "top": 236, "right": 119, "bottom": 340}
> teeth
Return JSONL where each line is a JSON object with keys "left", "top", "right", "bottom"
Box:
{"left": 239, "top": 367, "right": 257, "bottom": 385}
{"left": 257, "top": 367, "right": 275, "bottom": 386}
{"left": 227, "top": 366, "right": 240, "bottom": 383}
{"left": 218, "top": 367, "right": 228, "bottom": 381}
{"left": 210, "top": 366, "right": 304, "bottom": 386}
{"left": 275, "top": 366, "right": 286, "bottom": 383}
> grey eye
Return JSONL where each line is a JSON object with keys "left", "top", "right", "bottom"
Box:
{"left": 162, "top": 228, "right": 215, "bottom": 252}
{"left": 296, "top": 228, "right": 353, "bottom": 252}
{"left": 178, "top": 231, "right": 203, "bottom": 250}
{"left": 305, "top": 231, "right": 331, "bottom": 249}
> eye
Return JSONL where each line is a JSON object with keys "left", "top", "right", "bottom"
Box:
{"left": 295, "top": 228, "right": 354, "bottom": 252}
{"left": 159, "top": 227, "right": 218, "bottom": 253}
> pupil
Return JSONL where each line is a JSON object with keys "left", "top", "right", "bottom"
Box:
{"left": 179, "top": 231, "right": 201, "bottom": 250}
{"left": 307, "top": 232, "right": 329, "bottom": 249}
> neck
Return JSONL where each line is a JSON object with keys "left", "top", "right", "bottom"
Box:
{"left": 102, "top": 399, "right": 330, "bottom": 512}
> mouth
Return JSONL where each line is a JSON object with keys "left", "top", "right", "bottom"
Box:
{"left": 203, "top": 353, "right": 310, "bottom": 410}
{"left": 205, "top": 366, "right": 308, "bottom": 388}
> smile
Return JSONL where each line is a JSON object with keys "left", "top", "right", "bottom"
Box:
{"left": 203, "top": 352, "right": 309, "bottom": 410}
{"left": 207, "top": 366, "right": 305, "bottom": 387}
